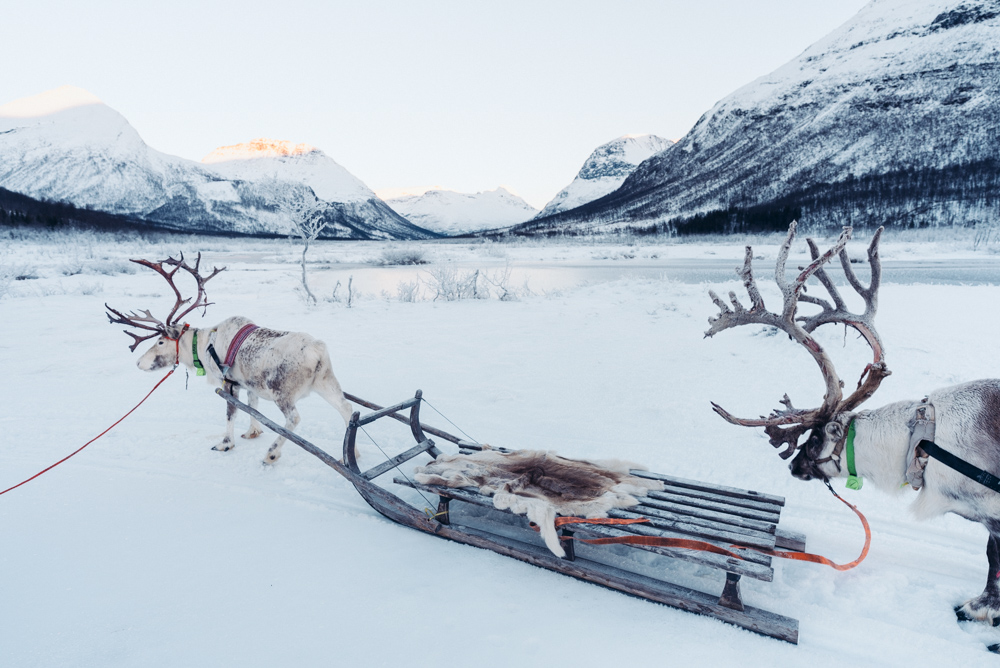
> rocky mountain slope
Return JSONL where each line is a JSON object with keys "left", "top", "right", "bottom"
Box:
{"left": 535, "top": 134, "right": 673, "bottom": 218}
{"left": 0, "top": 87, "right": 436, "bottom": 240}
{"left": 511, "top": 0, "right": 1000, "bottom": 236}
{"left": 385, "top": 187, "right": 537, "bottom": 236}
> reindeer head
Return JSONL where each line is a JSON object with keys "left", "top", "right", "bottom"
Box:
{"left": 705, "top": 222, "right": 889, "bottom": 482}
{"left": 106, "top": 253, "right": 225, "bottom": 370}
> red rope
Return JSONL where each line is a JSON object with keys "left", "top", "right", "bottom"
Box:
{"left": 0, "top": 369, "right": 175, "bottom": 497}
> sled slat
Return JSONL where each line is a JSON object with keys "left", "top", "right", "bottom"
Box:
{"left": 631, "top": 470, "right": 786, "bottom": 506}
{"left": 647, "top": 486, "right": 784, "bottom": 515}
{"left": 362, "top": 439, "right": 436, "bottom": 480}
{"left": 357, "top": 397, "right": 421, "bottom": 426}
{"left": 643, "top": 489, "right": 782, "bottom": 523}
{"left": 393, "top": 478, "right": 776, "bottom": 580}
{"left": 607, "top": 508, "right": 776, "bottom": 551}
{"left": 637, "top": 497, "right": 778, "bottom": 533}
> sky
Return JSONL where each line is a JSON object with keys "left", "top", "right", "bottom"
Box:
{"left": 3, "top": 1, "right": 869, "bottom": 208}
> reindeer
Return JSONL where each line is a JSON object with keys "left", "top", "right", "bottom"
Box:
{"left": 706, "top": 222, "right": 1000, "bottom": 626}
{"left": 106, "top": 253, "right": 355, "bottom": 464}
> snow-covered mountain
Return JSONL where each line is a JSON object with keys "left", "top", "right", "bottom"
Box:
{"left": 535, "top": 134, "right": 673, "bottom": 218}
{"left": 384, "top": 187, "right": 538, "bottom": 236}
{"left": 512, "top": 0, "right": 1000, "bottom": 236}
{"left": 0, "top": 87, "right": 436, "bottom": 240}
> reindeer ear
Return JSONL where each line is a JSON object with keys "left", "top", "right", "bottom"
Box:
{"left": 164, "top": 325, "right": 183, "bottom": 340}
{"left": 824, "top": 421, "right": 844, "bottom": 442}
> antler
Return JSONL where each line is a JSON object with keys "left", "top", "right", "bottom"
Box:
{"left": 798, "top": 226, "right": 890, "bottom": 413}
{"left": 705, "top": 222, "right": 885, "bottom": 458}
{"left": 106, "top": 252, "right": 225, "bottom": 351}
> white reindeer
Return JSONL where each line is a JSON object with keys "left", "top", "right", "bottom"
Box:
{"left": 707, "top": 223, "right": 1000, "bottom": 628}
{"left": 107, "top": 254, "right": 354, "bottom": 464}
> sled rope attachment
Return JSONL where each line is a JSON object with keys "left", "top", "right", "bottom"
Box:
{"left": 0, "top": 368, "right": 176, "bottom": 497}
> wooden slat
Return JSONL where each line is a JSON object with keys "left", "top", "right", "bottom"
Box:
{"left": 631, "top": 470, "right": 785, "bottom": 506}
{"left": 451, "top": 524, "right": 797, "bottom": 644}
{"left": 357, "top": 397, "right": 421, "bottom": 426}
{"left": 775, "top": 528, "right": 807, "bottom": 552}
{"left": 643, "top": 490, "right": 781, "bottom": 524}
{"left": 608, "top": 508, "right": 776, "bottom": 551}
{"left": 648, "top": 486, "right": 784, "bottom": 515}
{"left": 637, "top": 497, "right": 777, "bottom": 535}
{"left": 361, "top": 439, "right": 435, "bottom": 480}
{"left": 393, "top": 478, "right": 776, "bottom": 580}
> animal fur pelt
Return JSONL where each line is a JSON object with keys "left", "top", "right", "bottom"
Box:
{"left": 413, "top": 449, "right": 665, "bottom": 557}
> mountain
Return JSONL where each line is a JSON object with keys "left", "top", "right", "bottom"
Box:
{"left": 535, "top": 134, "right": 673, "bottom": 218}
{"left": 0, "top": 87, "right": 437, "bottom": 240}
{"left": 510, "top": 0, "right": 1000, "bottom": 236}
{"left": 384, "top": 187, "right": 538, "bottom": 236}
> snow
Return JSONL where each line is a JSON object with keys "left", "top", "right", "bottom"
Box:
{"left": 385, "top": 187, "right": 538, "bottom": 236}
{"left": 4, "top": 229, "right": 1000, "bottom": 665}
{"left": 536, "top": 134, "right": 674, "bottom": 218}
{"left": 0, "top": 88, "right": 418, "bottom": 239}
{"left": 203, "top": 139, "right": 375, "bottom": 204}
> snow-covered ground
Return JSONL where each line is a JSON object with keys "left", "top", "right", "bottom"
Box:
{"left": 4, "top": 227, "right": 1000, "bottom": 666}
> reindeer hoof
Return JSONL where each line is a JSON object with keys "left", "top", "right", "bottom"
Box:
{"left": 264, "top": 452, "right": 280, "bottom": 464}
{"left": 242, "top": 427, "right": 263, "bottom": 440}
{"left": 956, "top": 596, "right": 1000, "bottom": 625}
{"left": 212, "top": 443, "right": 234, "bottom": 452}
{"left": 989, "top": 643, "right": 1000, "bottom": 654}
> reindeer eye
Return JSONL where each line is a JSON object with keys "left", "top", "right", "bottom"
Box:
{"left": 158, "top": 341, "right": 164, "bottom": 345}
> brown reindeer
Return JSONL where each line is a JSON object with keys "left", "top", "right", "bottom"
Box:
{"left": 705, "top": 222, "right": 1000, "bottom": 626}
{"left": 107, "top": 253, "right": 354, "bottom": 464}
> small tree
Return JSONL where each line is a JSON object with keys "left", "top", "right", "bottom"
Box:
{"left": 293, "top": 205, "right": 328, "bottom": 304}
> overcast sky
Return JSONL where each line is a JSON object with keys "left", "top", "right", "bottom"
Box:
{"left": 4, "top": 1, "right": 869, "bottom": 208}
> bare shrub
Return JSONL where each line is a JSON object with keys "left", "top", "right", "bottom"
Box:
{"left": 423, "top": 266, "right": 485, "bottom": 301}
{"left": 375, "top": 247, "right": 428, "bottom": 266}
{"left": 396, "top": 280, "right": 420, "bottom": 303}
{"left": 76, "top": 282, "right": 104, "bottom": 296}
{"left": 87, "top": 260, "right": 137, "bottom": 276}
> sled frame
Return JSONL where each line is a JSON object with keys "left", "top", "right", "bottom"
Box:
{"left": 216, "top": 388, "right": 802, "bottom": 644}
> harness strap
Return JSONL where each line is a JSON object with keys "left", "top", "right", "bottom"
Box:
{"left": 226, "top": 324, "right": 259, "bottom": 368}
{"left": 918, "top": 440, "right": 1000, "bottom": 494}
{"left": 207, "top": 323, "right": 258, "bottom": 379}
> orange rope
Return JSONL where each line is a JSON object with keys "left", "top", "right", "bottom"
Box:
{"left": 0, "top": 369, "right": 175, "bottom": 497}
{"left": 535, "top": 483, "right": 872, "bottom": 571}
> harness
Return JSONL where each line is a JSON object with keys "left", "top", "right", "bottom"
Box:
{"left": 876, "top": 398, "right": 1000, "bottom": 495}
{"left": 207, "top": 323, "right": 259, "bottom": 380}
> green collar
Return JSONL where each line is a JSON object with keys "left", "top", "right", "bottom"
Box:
{"left": 845, "top": 419, "right": 862, "bottom": 490}
{"left": 191, "top": 329, "right": 206, "bottom": 376}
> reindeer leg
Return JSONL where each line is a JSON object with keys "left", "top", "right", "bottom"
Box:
{"left": 314, "top": 366, "right": 358, "bottom": 461}
{"left": 212, "top": 382, "right": 239, "bottom": 452}
{"left": 264, "top": 400, "right": 299, "bottom": 464}
{"left": 241, "top": 391, "right": 264, "bottom": 439}
{"left": 956, "top": 531, "right": 1000, "bottom": 625}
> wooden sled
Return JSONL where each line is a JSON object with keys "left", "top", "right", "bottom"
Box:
{"left": 216, "top": 388, "right": 805, "bottom": 644}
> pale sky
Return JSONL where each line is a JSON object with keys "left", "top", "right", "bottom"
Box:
{"left": 3, "top": 1, "right": 868, "bottom": 208}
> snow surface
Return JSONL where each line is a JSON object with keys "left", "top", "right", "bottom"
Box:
{"left": 202, "top": 139, "right": 374, "bottom": 204}
{"left": 536, "top": 134, "right": 674, "bottom": 219}
{"left": 5, "top": 230, "right": 1000, "bottom": 665}
{"left": 385, "top": 187, "right": 538, "bottom": 236}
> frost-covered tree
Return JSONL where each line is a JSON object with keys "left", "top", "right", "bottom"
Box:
{"left": 292, "top": 203, "right": 328, "bottom": 304}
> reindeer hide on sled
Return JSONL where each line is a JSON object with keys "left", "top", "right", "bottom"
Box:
{"left": 413, "top": 449, "right": 664, "bottom": 557}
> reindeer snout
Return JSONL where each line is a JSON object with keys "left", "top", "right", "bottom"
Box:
{"left": 789, "top": 456, "right": 815, "bottom": 481}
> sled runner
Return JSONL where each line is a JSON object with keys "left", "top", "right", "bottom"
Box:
{"left": 216, "top": 388, "right": 805, "bottom": 644}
